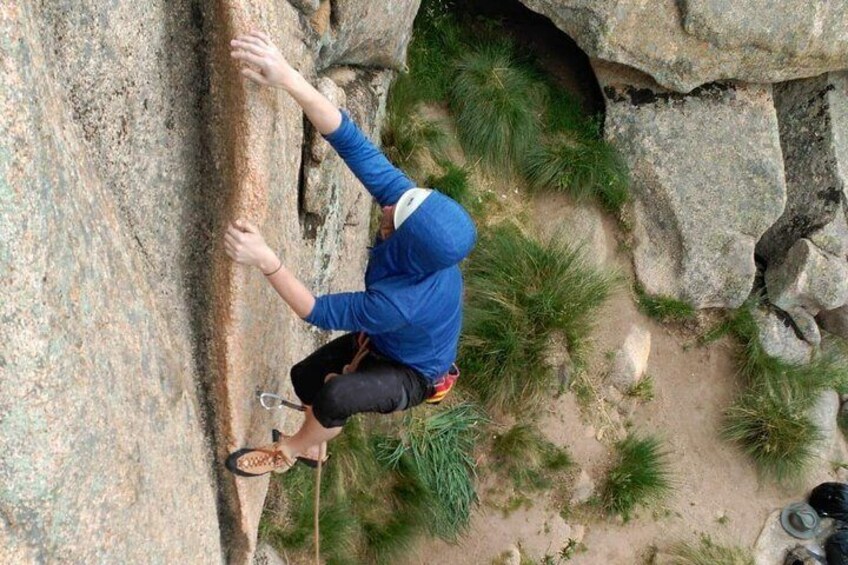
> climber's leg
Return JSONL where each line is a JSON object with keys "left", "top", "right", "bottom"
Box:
{"left": 279, "top": 353, "right": 430, "bottom": 461}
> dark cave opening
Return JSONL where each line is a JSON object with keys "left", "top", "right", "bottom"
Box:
{"left": 462, "top": 0, "right": 605, "bottom": 119}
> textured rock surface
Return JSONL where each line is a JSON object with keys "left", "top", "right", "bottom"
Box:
{"left": 0, "top": 3, "right": 222, "bottom": 562}
{"left": 1, "top": 0, "right": 414, "bottom": 563}
{"left": 518, "top": 0, "right": 848, "bottom": 92}
{"left": 753, "top": 510, "right": 832, "bottom": 565}
{"left": 809, "top": 390, "right": 848, "bottom": 468}
{"left": 316, "top": 0, "right": 421, "bottom": 69}
{"left": 757, "top": 72, "right": 848, "bottom": 264}
{"left": 765, "top": 239, "right": 848, "bottom": 315}
{"left": 753, "top": 307, "right": 813, "bottom": 365}
{"left": 818, "top": 305, "right": 848, "bottom": 339}
{"left": 570, "top": 469, "right": 596, "bottom": 505}
{"left": 608, "top": 324, "right": 651, "bottom": 392}
{"left": 596, "top": 61, "right": 786, "bottom": 308}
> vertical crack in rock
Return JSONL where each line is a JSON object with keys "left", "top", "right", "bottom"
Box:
{"left": 183, "top": 0, "right": 235, "bottom": 557}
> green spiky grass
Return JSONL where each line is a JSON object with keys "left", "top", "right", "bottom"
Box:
{"left": 634, "top": 284, "right": 697, "bottom": 323}
{"left": 660, "top": 535, "right": 754, "bottom": 565}
{"left": 721, "top": 305, "right": 848, "bottom": 483}
{"left": 426, "top": 160, "right": 470, "bottom": 203}
{"left": 461, "top": 225, "right": 616, "bottom": 413}
{"left": 450, "top": 42, "right": 544, "bottom": 171}
{"left": 491, "top": 423, "right": 572, "bottom": 490}
{"left": 601, "top": 434, "right": 672, "bottom": 520}
{"left": 260, "top": 410, "right": 481, "bottom": 564}
{"left": 382, "top": 76, "right": 447, "bottom": 176}
{"left": 405, "top": 0, "right": 465, "bottom": 103}
{"left": 523, "top": 133, "right": 629, "bottom": 212}
{"left": 377, "top": 403, "right": 484, "bottom": 540}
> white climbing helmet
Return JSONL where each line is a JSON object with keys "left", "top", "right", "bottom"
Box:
{"left": 394, "top": 188, "right": 433, "bottom": 229}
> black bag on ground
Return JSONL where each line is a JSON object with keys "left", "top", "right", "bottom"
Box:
{"left": 809, "top": 482, "right": 848, "bottom": 521}
{"left": 826, "top": 530, "right": 848, "bottom": 565}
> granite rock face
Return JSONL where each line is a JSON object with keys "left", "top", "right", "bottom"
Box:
{"left": 758, "top": 72, "right": 848, "bottom": 264}
{"left": 765, "top": 239, "right": 848, "bottom": 316}
{"left": 753, "top": 307, "right": 813, "bottom": 365}
{"left": 518, "top": 0, "right": 848, "bottom": 92}
{"left": 596, "top": 61, "right": 786, "bottom": 308}
{"left": 818, "top": 305, "right": 848, "bottom": 339}
{"left": 1, "top": 0, "right": 416, "bottom": 563}
{"left": 608, "top": 324, "right": 652, "bottom": 393}
{"left": 0, "top": 3, "right": 222, "bottom": 562}
{"left": 314, "top": 0, "right": 421, "bottom": 69}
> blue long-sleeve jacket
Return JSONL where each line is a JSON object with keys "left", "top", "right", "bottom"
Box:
{"left": 304, "top": 112, "right": 477, "bottom": 380}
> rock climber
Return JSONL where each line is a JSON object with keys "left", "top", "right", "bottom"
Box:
{"left": 224, "top": 31, "right": 477, "bottom": 477}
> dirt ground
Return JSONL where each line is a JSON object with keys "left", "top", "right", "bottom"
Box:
{"left": 401, "top": 192, "right": 836, "bottom": 565}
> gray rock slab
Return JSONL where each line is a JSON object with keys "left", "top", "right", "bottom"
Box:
{"left": 818, "top": 305, "right": 848, "bottom": 339}
{"left": 1, "top": 7, "right": 222, "bottom": 562}
{"left": 320, "top": 0, "right": 421, "bottom": 69}
{"left": 570, "top": 470, "right": 596, "bottom": 505}
{"left": 809, "top": 209, "right": 848, "bottom": 260}
{"left": 754, "top": 509, "right": 832, "bottom": 565}
{"left": 757, "top": 72, "right": 848, "bottom": 264}
{"left": 518, "top": 0, "right": 848, "bottom": 92}
{"left": 766, "top": 239, "right": 848, "bottom": 315}
{"left": 596, "top": 62, "right": 786, "bottom": 308}
{"left": 753, "top": 307, "right": 813, "bottom": 365}
{"left": 608, "top": 325, "right": 651, "bottom": 392}
{"left": 808, "top": 390, "right": 848, "bottom": 468}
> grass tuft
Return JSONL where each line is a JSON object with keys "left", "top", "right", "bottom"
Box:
{"left": 450, "top": 41, "right": 544, "bottom": 171}
{"left": 260, "top": 408, "right": 481, "bottom": 563}
{"left": 377, "top": 403, "right": 483, "bottom": 540}
{"left": 720, "top": 305, "right": 848, "bottom": 483}
{"left": 634, "top": 284, "right": 697, "bottom": 323}
{"left": 491, "top": 423, "right": 573, "bottom": 491}
{"left": 461, "top": 224, "right": 616, "bottom": 413}
{"left": 601, "top": 434, "right": 672, "bottom": 520}
{"left": 659, "top": 535, "right": 754, "bottom": 565}
{"left": 382, "top": 77, "right": 447, "bottom": 177}
{"left": 426, "top": 160, "right": 470, "bottom": 204}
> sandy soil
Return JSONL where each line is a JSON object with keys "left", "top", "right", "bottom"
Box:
{"left": 401, "top": 192, "right": 836, "bottom": 565}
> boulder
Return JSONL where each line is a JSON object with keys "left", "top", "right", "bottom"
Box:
{"left": 753, "top": 307, "right": 813, "bottom": 365}
{"left": 809, "top": 210, "right": 848, "bottom": 260}
{"left": 570, "top": 470, "right": 596, "bottom": 505}
{"left": 754, "top": 509, "right": 832, "bottom": 565}
{"left": 595, "top": 61, "right": 786, "bottom": 308}
{"left": 608, "top": 324, "right": 652, "bottom": 392}
{"left": 319, "top": 0, "right": 421, "bottom": 69}
{"left": 818, "top": 305, "right": 848, "bottom": 339}
{"left": 534, "top": 196, "right": 610, "bottom": 269}
{"left": 765, "top": 239, "right": 848, "bottom": 315}
{"left": 786, "top": 307, "right": 823, "bottom": 348}
{"left": 253, "top": 543, "right": 286, "bottom": 565}
{"left": 757, "top": 72, "right": 848, "bottom": 264}
{"left": 808, "top": 390, "right": 848, "bottom": 467}
{"left": 518, "top": 0, "right": 848, "bottom": 92}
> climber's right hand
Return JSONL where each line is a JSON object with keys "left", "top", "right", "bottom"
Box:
{"left": 224, "top": 219, "right": 279, "bottom": 274}
{"left": 230, "top": 31, "right": 298, "bottom": 91}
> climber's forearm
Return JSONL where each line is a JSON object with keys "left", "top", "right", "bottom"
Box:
{"left": 262, "top": 255, "right": 316, "bottom": 319}
{"left": 283, "top": 73, "right": 342, "bottom": 136}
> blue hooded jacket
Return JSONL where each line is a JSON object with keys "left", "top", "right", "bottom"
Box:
{"left": 304, "top": 112, "right": 477, "bottom": 380}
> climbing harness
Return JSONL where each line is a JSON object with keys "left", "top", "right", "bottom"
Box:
{"left": 254, "top": 333, "right": 461, "bottom": 565}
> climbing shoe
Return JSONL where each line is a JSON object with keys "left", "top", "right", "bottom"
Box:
{"left": 225, "top": 444, "right": 294, "bottom": 477}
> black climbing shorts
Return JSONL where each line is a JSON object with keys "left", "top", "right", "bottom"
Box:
{"left": 290, "top": 333, "right": 431, "bottom": 428}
